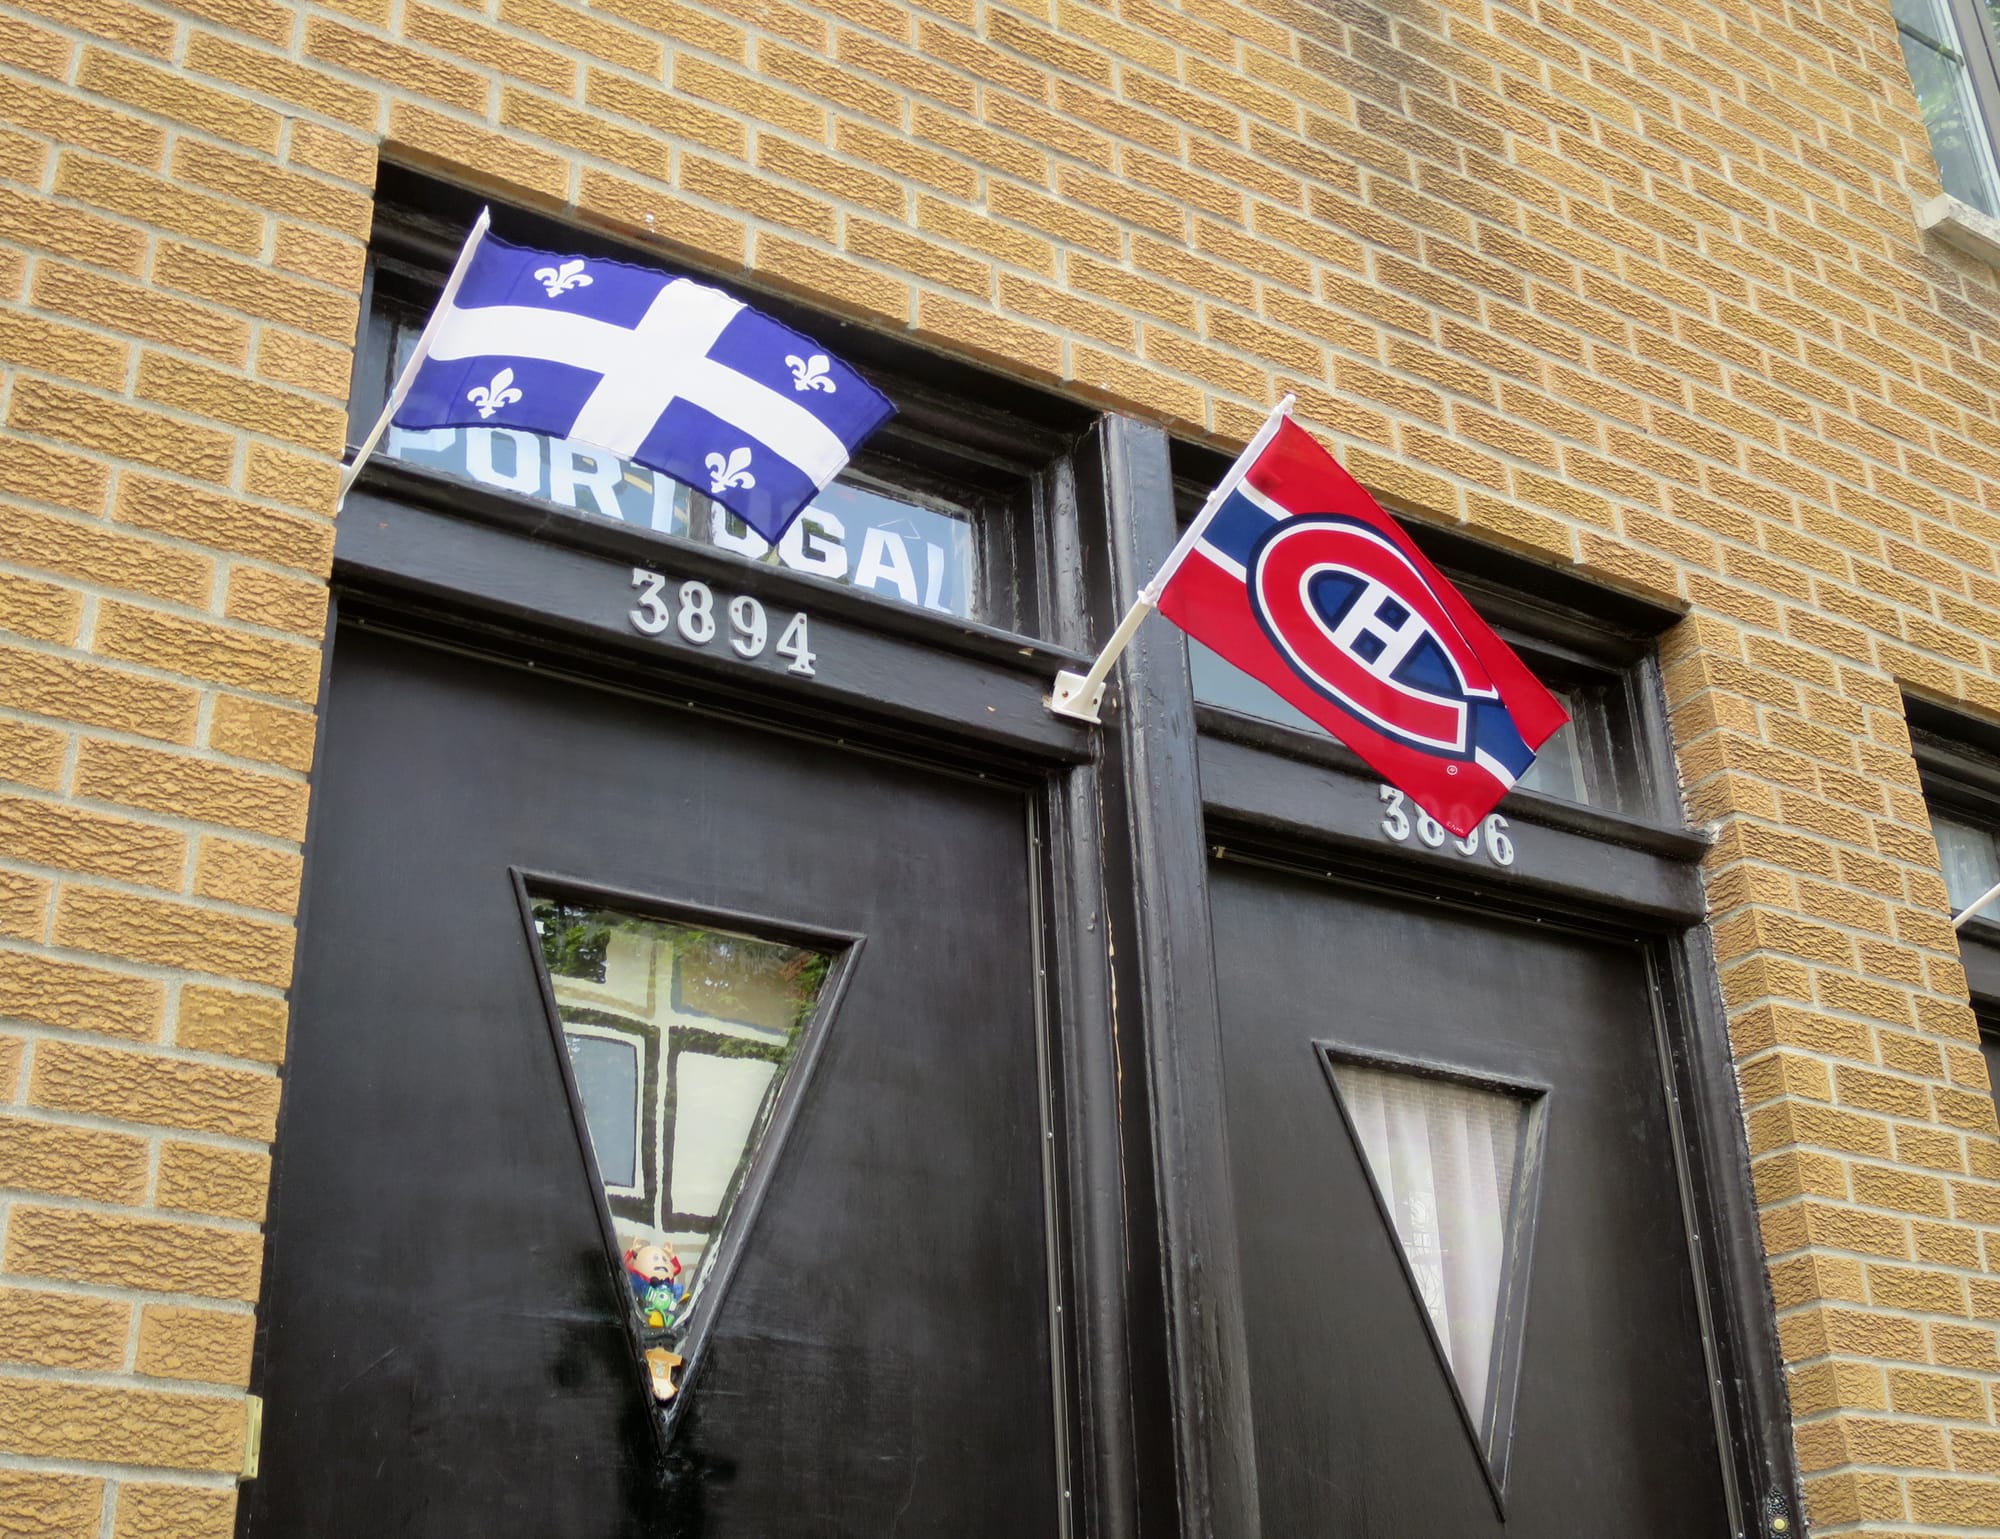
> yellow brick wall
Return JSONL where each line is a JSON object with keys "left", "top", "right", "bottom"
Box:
{"left": 1, "top": 0, "right": 1999, "bottom": 1528}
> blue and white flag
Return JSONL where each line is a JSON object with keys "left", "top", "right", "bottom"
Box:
{"left": 386, "top": 215, "right": 894, "bottom": 542}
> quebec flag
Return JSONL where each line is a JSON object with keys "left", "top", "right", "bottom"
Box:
{"left": 1156, "top": 417, "right": 1569, "bottom": 837}
{"left": 392, "top": 226, "right": 895, "bottom": 542}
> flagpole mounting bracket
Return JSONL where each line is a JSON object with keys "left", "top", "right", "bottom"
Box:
{"left": 1047, "top": 669, "right": 1106, "bottom": 724}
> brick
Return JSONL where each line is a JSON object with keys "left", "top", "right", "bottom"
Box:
{"left": 31, "top": 1038, "right": 281, "bottom": 1138}
{"left": 0, "top": 439, "right": 111, "bottom": 517}
{"left": 183, "top": 32, "right": 380, "bottom": 125}
{"left": 674, "top": 56, "right": 822, "bottom": 138}
{"left": 582, "top": 71, "right": 744, "bottom": 158}
{"left": 136, "top": 1305, "right": 255, "bottom": 1385}
{"left": 95, "top": 598, "right": 321, "bottom": 701}
{"left": 0, "top": 186, "right": 145, "bottom": 273}
{"left": 384, "top": 102, "right": 568, "bottom": 201}
{"left": 0, "top": 1469, "right": 101, "bottom": 1539}
{"left": 0, "top": 570, "right": 81, "bottom": 645}
{"left": 755, "top": 232, "right": 914, "bottom": 318}
{"left": 52, "top": 886, "right": 294, "bottom": 987}
{"left": 0, "top": 1288, "right": 128, "bottom": 1371}
{"left": 53, "top": 155, "right": 263, "bottom": 254}
{"left": 244, "top": 442, "right": 341, "bottom": 514}
{"left": 303, "top": 17, "right": 487, "bottom": 112}
{"left": 0, "top": 1113, "right": 150, "bottom": 1201}
{"left": 914, "top": 291, "right": 1062, "bottom": 379}
{"left": 193, "top": 836, "right": 301, "bottom": 916}
{"left": 0, "top": 506, "right": 211, "bottom": 609}
{"left": 153, "top": 242, "right": 360, "bottom": 345}
{"left": 0, "top": 73, "right": 164, "bottom": 167}
{"left": 207, "top": 695, "right": 317, "bottom": 774}
{"left": 0, "top": 721, "right": 64, "bottom": 791}
{"left": 75, "top": 48, "right": 283, "bottom": 152}
{"left": 111, "top": 1485, "right": 235, "bottom": 1539}
{"left": 405, "top": 3, "right": 574, "bottom": 91}
{"left": 765, "top": 45, "right": 903, "bottom": 128}
{"left": 0, "top": 951, "right": 163, "bottom": 1038}
{"left": 157, "top": 1140, "right": 270, "bottom": 1222}
{"left": 0, "top": 1373, "right": 245, "bottom": 1469}
{"left": 0, "top": 794, "right": 185, "bottom": 887}
{"left": 0, "top": 645, "right": 199, "bottom": 741}
{"left": 175, "top": 984, "right": 287, "bottom": 1062}
{"left": 115, "top": 476, "right": 333, "bottom": 573}
{"left": 33, "top": 263, "right": 250, "bottom": 367}
{"left": 757, "top": 135, "right": 905, "bottom": 218}
{"left": 571, "top": 171, "right": 747, "bottom": 270}
{"left": 135, "top": 354, "right": 346, "bottom": 455}
{"left": 680, "top": 155, "right": 834, "bottom": 243}
{"left": 498, "top": 88, "right": 668, "bottom": 179}
{"left": 500, "top": 0, "right": 664, "bottom": 71}
{"left": 9, "top": 380, "right": 235, "bottom": 483}
{"left": 0, "top": 871, "right": 48, "bottom": 943}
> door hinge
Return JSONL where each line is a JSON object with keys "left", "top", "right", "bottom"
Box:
{"left": 241, "top": 1394, "right": 263, "bottom": 1480}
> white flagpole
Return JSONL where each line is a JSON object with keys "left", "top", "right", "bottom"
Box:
{"left": 336, "top": 206, "right": 494, "bottom": 510}
{"left": 1954, "top": 877, "right": 2000, "bottom": 929}
{"left": 1047, "top": 393, "right": 1294, "bottom": 723}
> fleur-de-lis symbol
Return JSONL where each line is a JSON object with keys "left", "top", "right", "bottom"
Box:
{"left": 705, "top": 447, "right": 756, "bottom": 493}
{"left": 534, "top": 259, "right": 593, "bottom": 297}
{"left": 786, "top": 353, "right": 836, "bottom": 393}
{"left": 466, "top": 368, "right": 523, "bottom": 420}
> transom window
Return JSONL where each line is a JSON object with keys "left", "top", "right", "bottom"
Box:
{"left": 350, "top": 167, "right": 1086, "bottom": 640}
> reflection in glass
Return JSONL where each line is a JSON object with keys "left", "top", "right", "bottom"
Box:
{"left": 1189, "top": 640, "right": 1589, "bottom": 806}
{"left": 1328, "top": 1061, "right": 1530, "bottom": 1428}
{"left": 1935, "top": 813, "right": 2000, "bottom": 913}
{"left": 530, "top": 897, "right": 831, "bottom": 1401}
{"left": 1894, "top": 0, "right": 2000, "bottom": 215}
{"left": 381, "top": 317, "right": 977, "bottom": 617}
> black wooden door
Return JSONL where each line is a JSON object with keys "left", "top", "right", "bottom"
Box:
{"left": 242, "top": 625, "right": 1057, "bottom": 1538}
{"left": 1213, "top": 864, "right": 1730, "bottom": 1535}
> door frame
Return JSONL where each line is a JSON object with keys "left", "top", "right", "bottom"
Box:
{"left": 267, "top": 170, "right": 1798, "bottom": 1538}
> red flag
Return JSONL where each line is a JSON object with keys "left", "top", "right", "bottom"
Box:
{"left": 1156, "top": 418, "right": 1568, "bottom": 836}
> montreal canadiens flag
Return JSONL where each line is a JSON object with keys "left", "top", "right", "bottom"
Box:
{"left": 1156, "top": 416, "right": 1568, "bottom": 837}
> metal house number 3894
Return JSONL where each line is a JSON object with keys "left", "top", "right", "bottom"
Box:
{"left": 627, "top": 567, "right": 816, "bottom": 677}
{"left": 1378, "top": 785, "right": 1515, "bottom": 867}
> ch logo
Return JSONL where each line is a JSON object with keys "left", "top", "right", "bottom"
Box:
{"left": 1248, "top": 514, "right": 1497, "bottom": 755}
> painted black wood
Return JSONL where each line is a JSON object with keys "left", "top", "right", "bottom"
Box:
{"left": 1033, "top": 437, "right": 1139, "bottom": 1539}
{"left": 1653, "top": 929, "right": 1807, "bottom": 1537}
{"left": 1196, "top": 733, "right": 1708, "bottom": 928}
{"left": 242, "top": 625, "right": 1059, "bottom": 1538}
{"left": 1212, "top": 864, "right": 1734, "bottom": 1538}
{"left": 1074, "top": 416, "right": 1259, "bottom": 1539}
{"left": 337, "top": 467, "right": 1096, "bottom": 767}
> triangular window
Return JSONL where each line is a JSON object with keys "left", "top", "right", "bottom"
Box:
{"left": 1322, "top": 1049, "right": 1546, "bottom": 1507}
{"left": 525, "top": 886, "right": 842, "bottom": 1424}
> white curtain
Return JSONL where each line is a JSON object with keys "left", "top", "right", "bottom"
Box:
{"left": 1336, "top": 1063, "right": 1524, "bottom": 1423}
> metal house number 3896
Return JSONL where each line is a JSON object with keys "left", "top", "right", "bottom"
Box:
{"left": 1378, "top": 785, "right": 1515, "bottom": 867}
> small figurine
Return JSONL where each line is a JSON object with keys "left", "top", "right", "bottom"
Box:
{"left": 624, "top": 1241, "right": 683, "bottom": 1329}
{"left": 644, "top": 1346, "right": 683, "bottom": 1401}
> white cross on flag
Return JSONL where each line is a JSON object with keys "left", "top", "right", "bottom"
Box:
{"left": 376, "top": 210, "right": 894, "bottom": 541}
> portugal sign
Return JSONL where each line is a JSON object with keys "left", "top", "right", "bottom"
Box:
{"left": 1155, "top": 416, "right": 1569, "bottom": 837}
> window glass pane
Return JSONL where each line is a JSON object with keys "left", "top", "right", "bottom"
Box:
{"left": 566, "top": 1033, "right": 640, "bottom": 1189}
{"left": 381, "top": 313, "right": 977, "bottom": 619}
{"left": 530, "top": 897, "right": 832, "bottom": 1401}
{"left": 1894, "top": 0, "right": 2000, "bottom": 215}
{"left": 1190, "top": 638, "right": 1593, "bottom": 806}
{"left": 1328, "top": 1062, "right": 1529, "bottom": 1427}
{"left": 1935, "top": 813, "right": 2000, "bottom": 912}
